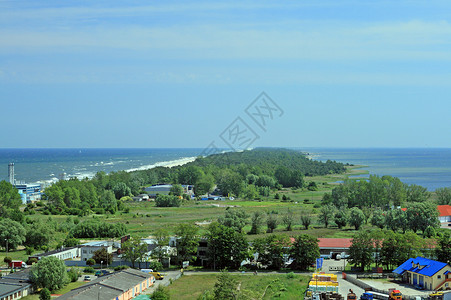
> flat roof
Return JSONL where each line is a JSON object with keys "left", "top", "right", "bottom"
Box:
{"left": 57, "top": 269, "right": 153, "bottom": 300}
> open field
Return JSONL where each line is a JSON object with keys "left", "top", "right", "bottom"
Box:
{"left": 167, "top": 273, "right": 310, "bottom": 300}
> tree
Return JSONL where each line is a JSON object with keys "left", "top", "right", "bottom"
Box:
{"left": 25, "top": 220, "right": 52, "bottom": 249}
{"left": 214, "top": 270, "right": 238, "bottom": 300}
{"left": 99, "top": 190, "right": 117, "bottom": 214}
{"left": 155, "top": 194, "right": 182, "bottom": 207}
{"left": 282, "top": 209, "right": 294, "bottom": 231}
{"left": 349, "top": 207, "right": 365, "bottom": 230}
{"left": 170, "top": 184, "right": 184, "bottom": 197}
{"left": 253, "top": 234, "right": 291, "bottom": 270}
{"left": 385, "top": 209, "right": 408, "bottom": 232}
{"left": 217, "top": 170, "right": 244, "bottom": 197}
{"left": 0, "top": 218, "right": 26, "bottom": 250}
{"left": 266, "top": 213, "right": 278, "bottom": 233}
{"left": 290, "top": 234, "right": 320, "bottom": 271}
{"left": 178, "top": 165, "right": 203, "bottom": 185}
{"left": 256, "top": 175, "right": 276, "bottom": 188}
{"left": 349, "top": 231, "right": 374, "bottom": 271}
{"left": 370, "top": 209, "right": 386, "bottom": 229}
{"left": 0, "top": 181, "right": 22, "bottom": 211}
{"left": 122, "top": 238, "right": 148, "bottom": 268}
{"left": 153, "top": 228, "right": 170, "bottom": 263}
{"left": 30, "top": 256, "right": 68, "bottom": 291}
{"left": 86, "top": 258, "right": 95, "bottom": 266}
{"left": 92, "top": 248, "right": 113, "bottom": 265}
{"left": 249, "top": 211, "right": 264, "bottom": 235}
{"left": 318, "top": 204, "right": 335, "bottom": 228}
{"left": 218, "top": 209, "right": 248, "bottom": 232}
{"left": 207, "top": 223, "right": 249, "bottom": 270}
{"left": 4, "top": 257, "right": 12, "bottom": 265}
{"left": 300, "top": 213, "right": 312, "bottom": 230}
{"left": 194, "top": 174, "right": 215, "bottom": 196}
{"left": 151, "top": 284, "right": 171, "bottom": 300}
{"left": 406, "top": 184, "right": 429, "bottom": 203}
{"left": 436, "top": 187, "right": 451, "bottom": 205}
{"left": 406, "top": 202, "right": 440, "bottom": 233}
{"left": 63, "top": 237, "right": 80, "bottom": 247}
{"left": 244, "top": 184, "right": 258, "bottom": 200}
{"left": 39, "top": 288, "right": 51, "bottom": 300}
{"left": 435, "top": 231, "right": 451, "bottom": 264}
{"left": 175, "top": 223, "right": 199, "bottom": 265}
{"left": 334, "top": 210, "right": 348, "bottom": 229}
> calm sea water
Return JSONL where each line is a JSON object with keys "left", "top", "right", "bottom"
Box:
{"left": 0, "top": 148, "right": 450, "bottom": 191}
{"left": 304, "top": 148, "right": 451, "bottom": 191}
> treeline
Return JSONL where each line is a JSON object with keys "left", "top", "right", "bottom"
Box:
{"left": 0, "top": 215, "right": 127, "bottom": 255}
{"left": 349, "top": 229, "right": 451, "bottom": 271}
{"left": 323, "top": 175, "right": 430, "bottom": 208}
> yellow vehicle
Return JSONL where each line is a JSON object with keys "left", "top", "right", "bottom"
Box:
{"left": 389, "top": 290, "right": 402, "bottom": 300}
{"left": 150, "top": 272, "right": 164, "bottom": 280}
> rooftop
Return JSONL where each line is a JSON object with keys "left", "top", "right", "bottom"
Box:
{"left": 438, "top": 205, "right": 451, "bottom": 217}
{"left": 393, "top": 257, "right": 449, "bottom": 277}
{"left": 57, "top": 268, "right": 153, "bottom": 300}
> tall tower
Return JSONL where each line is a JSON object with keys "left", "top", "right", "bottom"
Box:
{"left": 8, "top": 163, "right": 15, "bottom": 185}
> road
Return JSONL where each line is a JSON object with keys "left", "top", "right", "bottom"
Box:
{"left": 143, "top": 270, "right": 182, "bottom": 295}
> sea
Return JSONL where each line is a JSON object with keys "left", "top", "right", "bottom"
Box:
{"left": 0, "top": 148, "right": 450, "bottom": 191}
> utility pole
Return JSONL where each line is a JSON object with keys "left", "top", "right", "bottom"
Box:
{"left": 5, "top": 239, "right": 8, "bottom": 254}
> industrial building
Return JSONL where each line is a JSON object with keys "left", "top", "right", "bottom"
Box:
{"left": 56, "top": 268, "right": 154, "bottom": 300}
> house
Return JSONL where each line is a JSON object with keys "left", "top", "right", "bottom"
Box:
{"left": 80, "top": 241, "right": 113, "bottom": 261}
{"left": 29, "top": 246, "right": 80, "bottom": 262}
{"left": 318, "top": 238, "right": 352, "bottom": 259}
{"left": 0, "top": 269, "right": 33, "bottom": 300}
{"left": 393, "top": 257, "right": 451, "bottom": 291}
{"left": 144, "top": 184, "right": 194, "bottom": 197}
{"left": 438, "top": 205, "right": 451, "bottom": 223}
{"left": 132, "top": 194, "right": 150, "bottom": 201}
{"left": 56, "top": 268, "right": 154, "bottom": 300}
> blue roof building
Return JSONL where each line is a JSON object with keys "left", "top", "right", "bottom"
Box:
{"left": 393, "top": 257, "right": 451, "bottom": 291}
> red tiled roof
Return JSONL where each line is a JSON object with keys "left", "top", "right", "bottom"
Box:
{"left": 318, "top": 238, "right": 352, "bottom": 248}
{"left": 437, "top": 205, "right": 451, "bottom": 217}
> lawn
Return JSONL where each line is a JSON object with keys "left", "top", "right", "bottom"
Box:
{"left": 167, "top": 273, "right": 310, "bottom": 300}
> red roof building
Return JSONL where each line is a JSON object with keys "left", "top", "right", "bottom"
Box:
{"left": 437, "top": 205, "right": 451, "bottom": 223}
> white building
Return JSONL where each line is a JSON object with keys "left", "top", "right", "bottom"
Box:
{"left": 80, "top": 241, "right": 113, "bottom": 261}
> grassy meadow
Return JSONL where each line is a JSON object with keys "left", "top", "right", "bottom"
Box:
{"left": 167, "top": 273, "right": 310, "bottom": 300}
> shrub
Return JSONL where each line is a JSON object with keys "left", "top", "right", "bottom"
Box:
{"left": 149, "top": 261, "right": 163, "bottom": 271}
{"left": 67, "top": 268, "right": 80, "bottom": 282}
{"left": 286, "top": 272, "right": 295, "bottom": 279}
{"left": 86, "top": 259, "right": 95, "bottom": 266}
{"left": 113, "top": 265, "right": 129, "bottom": 271}
{"left": 39, "top": 288, "right": 51, "bottom": 300}
{"left": 83, "top": 267, "right": 95, "bottom": 273}
{"left": 27, "top": 258, "right": 38, "bottom": 265}
{"left": 155, "top": 194, "right": 182, "bottom": 207}
{"left": 3, "top": 257, "right": 12, "bottom": 265}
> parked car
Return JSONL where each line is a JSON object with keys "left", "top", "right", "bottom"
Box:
{"left": 84, "top": 275, "right": 92, "bottom": 281}
{"left": 95, "top": 270, "right": 111, "bottom": 277}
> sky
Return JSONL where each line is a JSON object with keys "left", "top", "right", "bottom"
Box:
{"left": 1, "top": 0, "right": 451, "bottom": 148}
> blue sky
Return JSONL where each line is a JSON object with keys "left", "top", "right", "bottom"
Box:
{"left": 1, "top": 0, "right": 451, "bottom": 148}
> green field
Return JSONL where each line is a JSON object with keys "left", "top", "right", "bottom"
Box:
{"left": 167, "top": 273, "right": 310, "bottom": 300}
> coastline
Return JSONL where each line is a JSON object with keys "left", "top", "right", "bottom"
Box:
{"left": 36, "top": 156, "right": 198, "bottom": 186}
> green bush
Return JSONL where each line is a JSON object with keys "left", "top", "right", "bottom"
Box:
{"left": 39, "top": 288, "right": 51, "bottom": 300}
{"left": 83, "top": 267, "right": 95, "bottom": 273}
{"left": 286, "top": 272, "right": 295, "bottom": 279}
{"left": 113, "top": 265, "right": 129, "bottom": 271}
{"left": 67, "top": 268, "right": 80, "bottom": 282}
